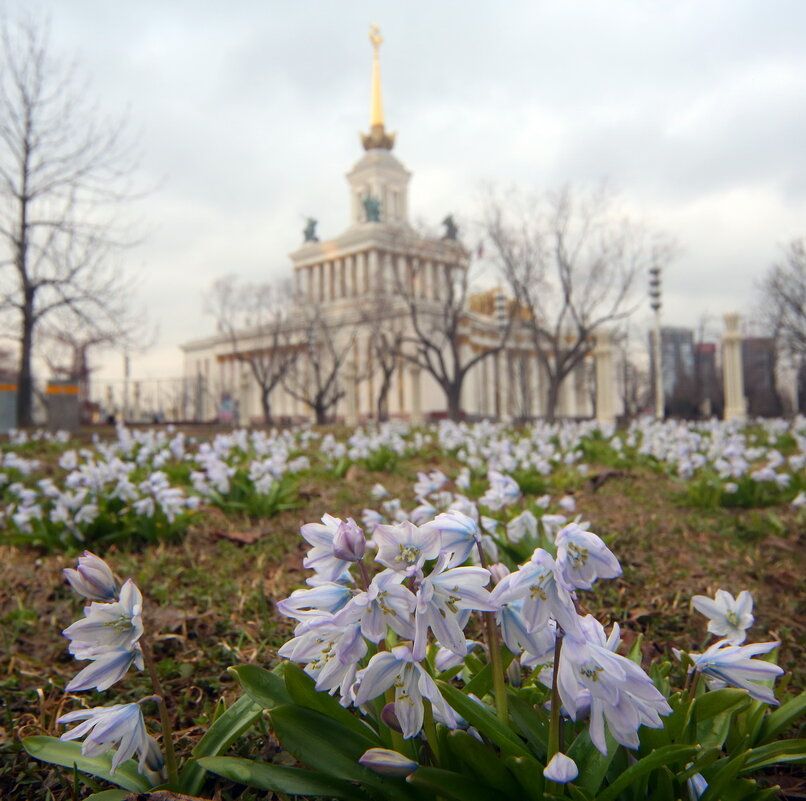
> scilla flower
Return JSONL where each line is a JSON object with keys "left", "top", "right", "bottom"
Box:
{"left": 544, "top": 752, "right": 578, "bottom": 783}
{"left": 555, "top": 523, "right": 621, "bottom": 591}
{"left": 353, "top": 645, "right": 457, "bottom": 738}
{"left": 690, "top": 639, "right": 783, "bottom": 704}
{"left": 63, "top": 552, "right": 118, "bottom": 602}
{"left": 58, "top": 703, "right": 163, "bottom": 775}
{"left": 691, "top": 589, "right": 753, "bottom": 644}
{"left": 373, "top": 520, "right": 441, "bottom": 575}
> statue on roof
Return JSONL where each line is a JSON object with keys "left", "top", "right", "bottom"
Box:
{"left": 442, "top": 215, "right": 459, "bottom": 241}
{"left": 363, "top": 194, "right": 381, "bottom": 223}
{"left": 303, "top": 217, "right": 319, "bottom": 243}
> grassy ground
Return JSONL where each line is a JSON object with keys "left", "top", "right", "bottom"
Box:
{"left": 1, "top": 437, "right": 805, "bottom": 799}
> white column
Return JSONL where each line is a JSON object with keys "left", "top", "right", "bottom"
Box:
{"left": 594, "top": 329, "right": 616, "bottom": 425}
{"left": 723, "top": 312, "right": 746, "bottom": 422}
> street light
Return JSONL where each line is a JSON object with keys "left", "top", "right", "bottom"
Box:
{"left": 649, "top": 267, "right": 663, "bottom": 420}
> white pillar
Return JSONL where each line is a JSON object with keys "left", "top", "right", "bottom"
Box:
{"left": 594, "top": 329, "right": 616, "bottom": 425}
{"left": 723, "top": 312, "right": 746, "bottom": 422}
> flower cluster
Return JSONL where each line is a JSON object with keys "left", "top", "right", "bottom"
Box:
{"left": 278, "top": 507, "right": 670, "bottom": 758}
{"left": 57, "top": 551, "right": 163, "bottom": 776}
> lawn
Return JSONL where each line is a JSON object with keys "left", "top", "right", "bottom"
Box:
{"left": 1, "top": 420, "right": 804, "bottom": 800}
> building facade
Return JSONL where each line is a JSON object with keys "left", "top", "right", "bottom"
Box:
{"left": 181, "top": 30, "right": 592, "bottom": 424}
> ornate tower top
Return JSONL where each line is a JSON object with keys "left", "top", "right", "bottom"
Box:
{"left": 361, "top": 24, "right": 395, "bottom": 151}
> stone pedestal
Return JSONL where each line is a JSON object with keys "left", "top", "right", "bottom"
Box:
{"left": 594, "top": 329, "right": 616, "bottom": 425}
{"left": 722, "top": 312, "right": 746, "bottom": 422}
{"left": 46, "top": 381, "right": 80, "bottom": 432}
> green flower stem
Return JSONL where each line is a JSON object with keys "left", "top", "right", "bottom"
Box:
{"left": 140, "top": 638, "right": 179, "bottom": 787}
{"left": 422, "top": 698, "right": 441, "bottom": 766}
{"left": 476, "top": 540, "right": 508, "bottom": 723}
{"left": 548, "top": 630, "right": 564, "bottom": 761}
{"left": 358, "top": 559, "right": 371, "bottom": 591}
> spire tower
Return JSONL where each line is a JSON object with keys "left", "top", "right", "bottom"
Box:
{"left": 361, "top": 25, "right": 395, "bottom": 151}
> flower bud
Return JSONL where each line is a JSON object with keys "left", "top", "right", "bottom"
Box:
{"left": 488, "top": 562, "right": 511, "bottom": 585}
{"left": 63, "top": 551, "right": 118, "bottom": 601}
{"left": 332, "top": 518, "right": 366, "bottom": 562}
{"left": 359, "top": 747, "right": 418, "bottom": 777}
{"left": 380, "top": 702, "right": 403, "bottom": 733}
{"left": 543, "top": 752, "right": 578, "bottom": 783}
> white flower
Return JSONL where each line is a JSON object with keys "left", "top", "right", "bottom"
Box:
{"left": 555, "top": 523, "right": 621, "bottom": 591}
{"left": 544, "top": 752, "right": 578, "bottom": 783}
{"left": 373, "top": 520, "right": 441, "bottom": 575}
{"left": 63, "top": 551, "right": 118, "bottom": 601}
{"left": 690, "top": 639, "right": 783, "bottom": 705}
{"left": 58, "top": 703, "right": 163, "bottom": 775}
{"left": 691, "top": 590, "right": 754, "bottom": 644}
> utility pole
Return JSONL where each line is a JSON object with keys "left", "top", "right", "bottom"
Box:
{"left": 649, "top": 267, "right": 663, "bottom": 420}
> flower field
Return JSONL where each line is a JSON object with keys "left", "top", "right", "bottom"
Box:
{"left": 2, "top": 418, "right": 805, "bottom": 800}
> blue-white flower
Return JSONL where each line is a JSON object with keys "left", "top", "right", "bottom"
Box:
{"left": 58, "top": 703, "right": 163, "bottom": 775}
{"left": 353, "top": 645, "right": 457, "bottom": 738}
{"left": 66, "top": 647, "right": 145, "bottom": 693}
{"left": 506, "top": 510, "right": 537, "bottom": 544}
{"left": 63, "top": 579, "right": 144, "bottom": 657}
{"left": 412, "top": 555, "right": 496, "bottom": 660}
{"left": 300, "top": 514, "right": 354, "bottom": 582}
{"left": 479, "top": 470, "right": 521, "bottom": 510}
{"left": 495, "top": 548, "right": 580, "bottom": 636}
{"left": 558, "top": 616, "right": 671, "bottom": 754}
{"left": 338, "top": 570, "right": 416, "bottom": 642}
{"left": 373, "top": 520, "right": 441, "bottom": 575}
{"left": 425, "top": 509, "right": 480, "bottom": 568}
{"left": 63, "top": 552, "right": 118, "bottom": 601}
{"left": 555, "top": 523, "right": 621, "bottom": 591}
{"left": 690, "top": 639, "right": 783, "bottom": 705}
{"left": 544, "top": 752, "right": 578, "bottom": 783}
{"left": 691, "top": 589, "right": 753, "bottom": 644}
{"left": 276, "top": 582, "right": 355, "bottom": 622}
{"left": 359, "top": 747, "right": 418, "bottom": 777}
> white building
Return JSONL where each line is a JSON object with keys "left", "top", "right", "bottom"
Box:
{"left": 181, "top": 28, "right": 594, "bottom": 424}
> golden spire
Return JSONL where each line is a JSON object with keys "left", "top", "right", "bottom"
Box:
{"left": 361, "top": 24, "right": 395, "bottom": 151}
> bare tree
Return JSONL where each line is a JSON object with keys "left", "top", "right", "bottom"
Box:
{"left": 205, "top": 275, "right": 297, "bottom": 425}
{"left": 283, "top": 304, "right": 356, "bottom": 425}
{"left": 0, "top": 18, "right": 141, "bottom": 425}
{"left": 760, "top": 239, "right": 806, "bottom": 362}
{"left": 391, "top": 229, "right": 512, "bottom": 421}
{"left": 485, "top": 185, "right": 672, "bottom": 421}
{"left": 359, "top": 285, "right": 407, "bottom": 421}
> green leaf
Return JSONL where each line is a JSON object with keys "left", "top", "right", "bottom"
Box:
{"left": 503, "top": 754, "right": 546, "bottom": 801}
{"left": 740, "top": 738, "right": 806, "bottom": 771}
{"left": 82, "top": 791, "right": 129, "bottom": 801}
{"left": 695, "top": 689, "right": 753, "bottom": 722}
{"left": 566, "top": 727, "right": 617, "bottom": 794}
{"left": 179, "top": 694, "right": 262, "bottom": 796}
{"left": 507, "top": 691, "right": 548, "bottom": 757}
{"left": 22, "top": 736, "right": 151, "bottom": 793}
{"left": 444, "top": 729, "right": 522, "bottom": 797}
{"left": 756, "top": 691, "right": 806, "bottom": 744}
{"left": 282, "top": 661, "right": 381, "bottom": 742}
{"left": 463, "top": 648, "right": 514, "bottom": 697}
{"left": 596, "top": 745, "right": 698, "bottom": 801}
{"left": 700, "top": 751, "right": 751, "bottom": 801}
{"left": 436, "top": 681, "right": 530, "bottom": 758}
{"left": 406, "top": 766, "right": 496, "bottom": 801}
{"left": 229, "top": 663, "right": 292, "bottom": 708}
{"left": 269, "top": 704, "right": 415, "bottom": 801}
{"left": 198, "top": 756, "right": 370, "bottom": 801}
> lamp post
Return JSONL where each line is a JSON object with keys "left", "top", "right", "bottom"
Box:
{"left": 649, "top": 267, "right": 663, "bottom": 420}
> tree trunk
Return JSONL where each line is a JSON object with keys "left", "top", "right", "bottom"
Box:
{"left": 446, "top": 383, "right": 463, "bottom": 422}
{"left": 17, "top": 299, "right": 35, "bottom": 427}
{"left": 545, "top": 376, "right": 561, "bottom": 423}
{"left": 260, "top": 388, "right": 273, "bottom": 427}
{"left": 314, "top": 401, "right": 327, "bottom": 425}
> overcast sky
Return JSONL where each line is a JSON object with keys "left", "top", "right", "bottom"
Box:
{"left": 9, "top": 0, "right": 806, "bottom": 383}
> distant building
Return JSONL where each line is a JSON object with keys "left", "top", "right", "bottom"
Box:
{"left": 649, "top": 326, "right": 697, "bottom": 416}
{"left": 694, "top": 342, "right": 722, "bottom": 417}
{"left": 742, "top": 337, "right": 781, "bottom": 417}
